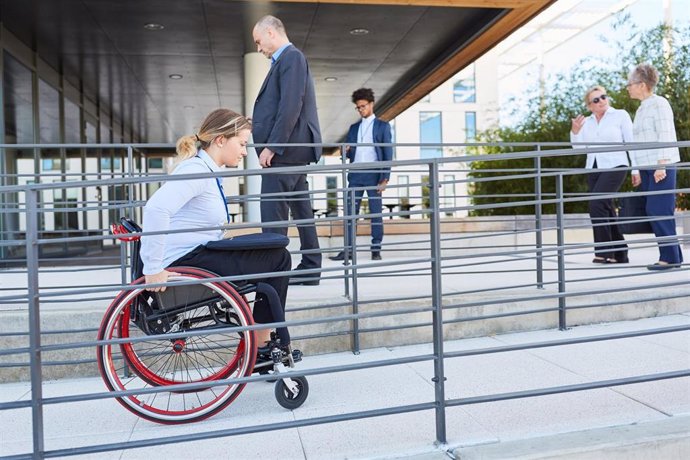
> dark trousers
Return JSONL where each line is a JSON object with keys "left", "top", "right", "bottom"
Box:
{"left": 261, "top": 171, "right": 322, "bottom": 270}
{"left": 345, "top": 177, "right": 383, "bottom": 253}
{"left": 640, "top": 168, "right": 683, "bottom": 264}
{"left": 587, "top": 166, "right": 628, "bottom": 259}
{"left": 169, "top": 246, "right": 291, "bottom": 324}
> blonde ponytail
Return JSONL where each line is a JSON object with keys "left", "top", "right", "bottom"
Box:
{"left": 175, "top": 134, "right": 199, "bottom": 160}
{"left": 174, "top": 109, "right": 251, "bottom": 164}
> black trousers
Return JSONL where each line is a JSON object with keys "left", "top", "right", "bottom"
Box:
{"left": 587, "top": 166, "right": 627, "bottom": 259}
{"left": 169, "top": 246, "right": 291, "bottom": 324}
{"left": 261, "top": 171, "right": 322, "bottom": 270}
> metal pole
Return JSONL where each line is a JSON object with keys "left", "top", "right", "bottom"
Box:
{"left": 534, "top": 151, "right": 543, "bottom": 289}
{"left": 349, "top": 187, "right": 360, "bottom": 354}
{"left": 555, "top": 173, "right": 567, "bottom": 330}
{"left": 428, "top": 161, "right": 447, "bottom": 444}
{"left": 26, "top": 189, "right": 45, "bottom": 459}
{"left": 340, "top": 143, "right": 350, "bottom": 299}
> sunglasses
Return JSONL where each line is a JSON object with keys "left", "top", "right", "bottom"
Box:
{"left": 589, "top": 94, "right": 607, "bottom": 104}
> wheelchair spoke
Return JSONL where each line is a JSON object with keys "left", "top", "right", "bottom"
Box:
{"left": 97, "top": 271, "right": 257, "bottom": 423}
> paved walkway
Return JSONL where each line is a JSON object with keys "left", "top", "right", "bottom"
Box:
{"left": 2, "top": 314, "right": 689, "bottom": 459}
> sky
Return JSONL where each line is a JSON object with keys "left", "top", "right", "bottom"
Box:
{"left": 499, "top": 0, "right": 690, "bottom": 126}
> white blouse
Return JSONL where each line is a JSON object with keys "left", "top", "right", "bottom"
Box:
{"left": 570, "top": 107, "right": 633, "bottom": 169}
{"left": 140, "top": 150, "right": 227, "bottom": 275}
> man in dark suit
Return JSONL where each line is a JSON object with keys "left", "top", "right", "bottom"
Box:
{"left": 330, "top": 88, "right": 393, "bottom": 262}
{"left": 252, "top": 15, "right": 323, "bottom": 285}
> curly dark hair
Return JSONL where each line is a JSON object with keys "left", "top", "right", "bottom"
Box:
{"left": 351, "top": 88, "right": 375, "bottom": 103}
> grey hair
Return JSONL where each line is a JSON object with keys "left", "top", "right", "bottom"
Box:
{"left": 629, "top": 63, "right": 659, "bottom": 91}
{"left": 255, "top": 15, "right": 286, "bottom": 35}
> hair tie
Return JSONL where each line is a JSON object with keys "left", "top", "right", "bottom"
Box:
{"left": 195, "top": 134, "right": 200, "bottom": 142}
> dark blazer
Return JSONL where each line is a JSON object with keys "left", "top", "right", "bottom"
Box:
{"left": 346, "top": 118, "right": 393, "bottom": 183}
{"left": 252, "top": 44, "right": 322, "bottom": 165}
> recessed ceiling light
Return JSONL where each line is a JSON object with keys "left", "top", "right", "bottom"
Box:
{"left": 349, "top": 28, "right": 369, "bottom": 36}
{"left": 168, "top": 74, "right": 183, "bottom": 80}
{"left": 324, "top": 77, "right": 338, "bottom": 82}
{"left": 143, "top": 23, "right": 164, "bottom": 31}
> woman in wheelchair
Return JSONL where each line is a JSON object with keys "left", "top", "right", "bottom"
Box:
{"left": 98, "top": 108, "right": 307, "bottom": 423}
{"left": 140, "top": 108, "right": 291, "bottom": 352}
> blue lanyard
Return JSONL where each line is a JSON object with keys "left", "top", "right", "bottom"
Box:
{"left": 195, "top": 154, "right": 230, "bottom": 224}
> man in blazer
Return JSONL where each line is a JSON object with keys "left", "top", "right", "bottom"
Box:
{"left": 252, "top": 15, "right": 323, "bottom": 285}
{"left": 330, "top": 88, "right": 393, "bottom": 261}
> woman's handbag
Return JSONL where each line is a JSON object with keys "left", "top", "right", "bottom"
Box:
{"left": 617, "top": 194, "right": 653, "bottom": 234}
{"left": 205, "top": 233, "right": 289, "bottom": 251}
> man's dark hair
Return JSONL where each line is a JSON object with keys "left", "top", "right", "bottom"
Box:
{"left": 351, "top": 88, "right": 375, "bottom": 103}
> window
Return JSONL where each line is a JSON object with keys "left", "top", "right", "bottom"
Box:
{"left": 454, "top": 64, "right": 476, "bottom": 103}
{"left": 39, "top": 79, "right": 61, "bottom": 143}
{"left": 419, "top": 112, "right": 442, "bottom": 159}
{"left": 3, "top": 53, "right": 34, "bottom": 143}
{"left": 101, "top": 157, "right": 122, "bottom": 170}
{"left": 42, "top": 158, "right": 62, "bottom": 171}
{"left": 147, "top": 158, "right": 164, "bottom": 169}
{"left": 465, "top": 112, "right": 477, "bottom": 142}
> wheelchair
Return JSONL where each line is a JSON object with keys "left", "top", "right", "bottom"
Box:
{"left": 97, "top": 218, "right": 309, "bottom": 424}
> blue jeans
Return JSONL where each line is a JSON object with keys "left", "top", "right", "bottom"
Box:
{"left": 344, "top": 178, "right": 383, "bottom": 253}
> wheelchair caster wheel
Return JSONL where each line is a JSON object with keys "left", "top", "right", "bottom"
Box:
{"left": 274, "top": 376, "right": 309, "bottom": 409}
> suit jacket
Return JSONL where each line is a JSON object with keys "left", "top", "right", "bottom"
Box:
{"left": 346, "top": 118, "right": 393, "bottom": 184}
{"left": 252, "top": 44, "right": 322, "bottom": 165}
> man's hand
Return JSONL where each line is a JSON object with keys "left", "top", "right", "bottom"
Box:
{"left": 631, "top": 173, "right": 641, "bottom": 187}
{"left": 377, "top": 180, "right": 388, "bottom": 194}
{"left": 259, "top": 148, "right": 275, "bottom": 168}
{"left": 145, "top": 270, "right": 179, "bottom": 292}
{"left": 571, "top": 114, "right": 585, "bottom": 135}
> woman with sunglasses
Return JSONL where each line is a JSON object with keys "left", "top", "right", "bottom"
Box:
{"left": 571, "top": 86, "right": 634, "bottom": 264}
{"left": 627, "top": 63, "right": 682, "bottom": 270}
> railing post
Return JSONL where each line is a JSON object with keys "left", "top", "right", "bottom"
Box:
{"left": 534, "top": 151, "right": 543, "bottom": 289}
{"left": 428, "top": 161, "right": 447, "bottom": 444}
{"left": 555, "top": 173, "right": 567, "bottom": 330}
{"left": 349, "top": 187, "right": 360, "bottom": 354}
{"left": 26, "top": 189, "right": 45, "bottom": 459}
{"left": 340, "top": 143, "right": 350, "bottom": 298}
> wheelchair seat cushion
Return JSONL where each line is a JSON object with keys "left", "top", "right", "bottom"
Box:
{"left": 206, "top": 233, "right": 289, "bottom": 251}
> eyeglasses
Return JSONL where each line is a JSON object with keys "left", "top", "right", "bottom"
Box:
{"left": 355, "top": 102, "right": 371, "bottom": 111}
{"left": 589, "top": 94, "right": 607, "bottom": 104}
{"left": 626, "top": 81, "right": 641, "bottom": 88}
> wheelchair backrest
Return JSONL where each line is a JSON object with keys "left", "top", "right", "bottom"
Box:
{"left": 111, "top": 217, "right": 144, "bottom": 281}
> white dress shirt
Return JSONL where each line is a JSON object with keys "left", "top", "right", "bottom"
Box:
{"left": 570, "top": 107, "right": 633, "bottom": 169}
{"left": 630, "top": 94, "right": 680, "bottom": 168}
{"left": 140, "top": 150, "right": 226, "bottom": 275}
{"left": 354, "top": 114, "right": 378, "bottom": 163}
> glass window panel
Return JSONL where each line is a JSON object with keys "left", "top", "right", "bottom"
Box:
{"left": 454, "top": 64, "right": 476, "bottom": 103}
{"left": 64, "top": 98, "right": 81, "bottom": 143}
{"left": 3, "top": 53, "right": 34, "bottom": 143}
{"left": 465, "top": 111, "right": 477, "bottom": 142}
{"left": 38, "top": 79, "right": 60, "bottom": 143}
{"left": 419, "top": 111, "right": 442, "bottom": 159}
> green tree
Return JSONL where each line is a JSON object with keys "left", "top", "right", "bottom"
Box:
{"left": 468, "top": 22, "right": 690, "bottom": 215}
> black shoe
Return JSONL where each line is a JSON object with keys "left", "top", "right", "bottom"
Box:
{"left": 371, "top": 252, "right": 382, "bottom": 261}
{"left": 647, "top": 262, "right": 681, "bottom": 271}
{"left": 329, "top": 251, "right": 351, "bottom": 261}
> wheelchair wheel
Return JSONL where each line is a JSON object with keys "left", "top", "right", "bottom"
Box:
{"left": 274, "top": 376, "right": 309, "bottom": 410}
{"left": 97, "top": 267, "right": 257, "bottom": 424}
